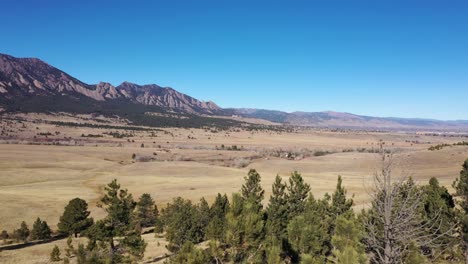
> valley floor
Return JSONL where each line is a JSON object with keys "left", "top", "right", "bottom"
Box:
{"left": 0, "top": 113, "right": 467, "bottom": 262}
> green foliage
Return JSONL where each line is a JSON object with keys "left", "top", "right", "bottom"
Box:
{"left": 100, "top": 179, "right": 136, "bottom": 237}
{"left": 136, "top": 193, "right": 157, "bottom": 227}
{"left": 76, "top": 244, "right": 87, "bottom": 264}
{"left": 287, "top": 195, "right": 332, "bottom": 259}
{"left": 119, "top": 229, "right": 147, "bottom": 263}
{"left": 453, "top": 159, "right": 468, "bottom": 259}
{"left": 330, "top": 213, "right": 366, "bottom": 264}
{"left": 58, "top": 198, "right": 93, "bottom": 237}
{"left": 197, "top": 197, "right": 211, "bottom": 238}
{"left": 225, "top": 193, "right": 245, "bottom": 261}
{"left": 13, "top": 221, "right": 30, "bottom": 242}
{"left": 31, "top": 217, "right": 51, "bottom": 240}
{"left": 206, "top": 193, "right": 230, "bottom": 241}
{"left": 50, "top": 245, "right": 61, "bottom": 262}
{"left": 403, "top": 242, "right": 427, "bottom": 264}
{"left": 286, "top": 171, "right": 311, "bottom": 219}
{"left": 299, "top": 254, "right": 323, "bottom": 264}
{"left": 422, "top": 177, "right": 457, "bottom": 258}
{"left": 331, "top": 175, "right": 353, "bottom": 216}
{"left": 241, "top": 169, "right": 265, "bottom": 210}
{"left": 429, "top": 141, "right": 468, "bottom": 151}
{"left": 161, "top": 197, "right": 204, "bottom": 252}
{"left": 266, "top": 175, "right": 288, "bottom": 240}
{"left": 154, "top": 208, "right": 164, "bottom": 235}
{"left": 167, "top": 241, "right": 211, "bottom": 264}
{"left": 84, "top": 179, "right": 146, "bottom": 262}
{"left": 265, "top": 237, "right": 283, "bottom": 264}
{"left": 224, "top": 170, "right": 267, "bottom": 262}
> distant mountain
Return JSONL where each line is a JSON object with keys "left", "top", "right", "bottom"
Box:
{"left": 227, "top": 109, "right": 468, "bottom": 131}
{"left": 0, "top": 53, "right": 220, "bottom": 115}
{"left": 1, "top": 53, "right": 467, "bottom": 131}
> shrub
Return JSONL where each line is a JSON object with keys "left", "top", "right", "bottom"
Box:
{"left": 50, "top": 245, "right": 61, "bottom": 262}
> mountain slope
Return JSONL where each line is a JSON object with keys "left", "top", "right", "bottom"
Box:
{"left": 228, "top": 109, "right": 468, "bottom": 131}
{"left": 0, "top": 53, "right": 220, "bottom": 115}
{"left": 0, "top": 53, "right": 467, "bottom": 131}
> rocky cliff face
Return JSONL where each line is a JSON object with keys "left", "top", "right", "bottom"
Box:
{"left": 116, "top": 82, "right": 219, "bottom": 114}
{"left": 0, "top": 53, "right": 220, "bottom": 114}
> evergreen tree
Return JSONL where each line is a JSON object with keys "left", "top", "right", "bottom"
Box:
{"left": 58, "top": 198, "right": 93, "bottom": 237}
{"left": 161, "top": 197, "right": 203, "bottom": 252}
{"left": 331, "top": 175, "right": 353, "bottom": 216}
{"left": 136, "top": 193, "right": 157, "bottom": 227}
{"left": 242, "top": 199, "right": 266, "bottom": 262}
{"left": 13, "top": 221, "right": 30, "bottom": 242}
{"left": 265, "top": 236, "right": 282, "bottom": 264}
{"left": 197, "top": 197, "right": 211, "bottom": 238}
{"left": 120, "top": 228, "right": 147, "bottom": 263}
{"left": 403, "top": 242, "right": 428, "bottom": 264}
{"left": 206, "top": 193, "right": 230, "bottom": 242}
{"left": 453, "top": 159, "right": 468, "bottom": 262}
{"left": 287, "top": 195, "right": 332, "bottom": 262}
{"left": 76, "top": 243, "right": 87, "bottom": 264}
{"left": 225, "top": 193, "right": 246, "bottom": 262}
{"left": 221, "top": 170, "right": 268, "bottom": 262}
{"left": 286, "top": 171, "right": 311, "bottom": 219}
{"left": 168, "top": 241, "right": 211, "bottom": 264}
{"left": 50, "top": 245, "right": 61, "bottom": 262}
{"left": 266, "top": 175, "right": 288, "bottom": 239}
{"left": 329, "top": 213, "right": 366, "bottom": 264}
{"left": 422, "top": 177, "right": 456, "bottom": 259}
{"left": 85, "top": 179, "right": 146, "bottom": 262}
{"left": 31, "top": 217, "right": 51, "bottom": 240}
{"left": 99, "top": 179, "right": 136, "bottom": 239}
{"left": 241, "top": 169, "right": 265, "bottom": 210}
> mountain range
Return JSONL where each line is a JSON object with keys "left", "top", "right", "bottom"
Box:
{"left": 1, "top": 53, "right": 467, "bottom": 131}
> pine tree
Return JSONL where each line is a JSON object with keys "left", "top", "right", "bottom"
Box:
{"left": 287, "top": 195, "right": 332, "bottom": 261}
{"left": 31, "top": 217, "right": 51, "bottom": 240}
{"left": 136, "top": 193, "right": 157, "bottom": 227}
{"left": 423, "top": 177, "right": 456, "bottom": 259}
{"left": 206, "top": 193, "right": 230, "bottom": 242}
{"left": 58, "top": 198, "right": 93, "bottom": 237}
{"left": 225, "top": 171, "right": 267, "bottom": 262}
{"left": 225, "top": 193, "right": 246, "bottom": 262}
{"left": 197, "top": 197, "right": 211, "bottom": 238}
{"left": 241, "top": 169, "right": 265, "bottom": 210}
{"left": 453, "top": 159, "right": 468, "bottom": 262}
{"left": 65, "top": 236, "right": 74, "bottom": 258}
{"left": 330, "top": 213, "right": 366, "bottom": 264}
{"left": 76, "top": 243, "right": 87, "bottom": 264}
{"left": 168, "top": 241, "right": 211, "bottom": 264}
{"left": 50, "top": 245, "right": 61, "bottom": 262}
{"left": 161, "top": 197, "right": 203, "bottom": 252}
{"left": 242, "top": 199, "right": 266, "bottom": 262}
{"left": 331, "top": 175, "right": 353, "bottom": 216}
{"left": 287, "top": 171, "right": 311, "bottom": 219}
{"left": 84, "top": 179, "right": 146, "bottom": 262}
{"left": 14, "top": 221, "right": 30, "bottom": 242}
{"left": 266, "top": 175, "right": 288, "bottom": 239}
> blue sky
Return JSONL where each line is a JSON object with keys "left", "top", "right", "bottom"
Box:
{"left": 2, "top": 0, "right": 467, "bottom": 120}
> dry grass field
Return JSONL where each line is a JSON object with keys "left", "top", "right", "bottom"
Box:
{"left": 1, "top": 113, "right": 467, "bottom": 263}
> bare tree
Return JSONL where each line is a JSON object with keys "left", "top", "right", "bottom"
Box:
{"left": 364, "top": 144, "right": 453, "bottom": 263}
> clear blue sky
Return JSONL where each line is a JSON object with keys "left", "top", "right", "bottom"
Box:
{"left": 2, "top": 0, "right": 467, "bottom": 120}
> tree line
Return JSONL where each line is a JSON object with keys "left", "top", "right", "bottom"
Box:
{"left": 2, "top": 150, "right": 468, "bottom": 263}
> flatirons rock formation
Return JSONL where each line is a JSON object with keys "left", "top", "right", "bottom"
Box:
{"left": 1, "top": 53, "right": 467, "bottom": 131}
{"left": 0, "top": 53, "right": 220, "bottom": 114}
